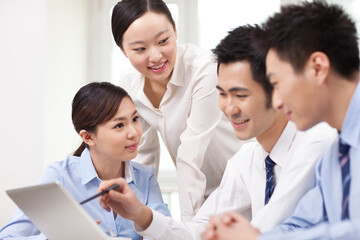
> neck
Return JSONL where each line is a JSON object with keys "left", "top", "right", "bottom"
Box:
{"left": 89, "top": 150, "right": 125, "bottom": 180}
{"left": 257, "top": 111, "right": 288, "bottom": 153}
{"left": 325, "top": 72, "right": 359, "bottom": 131}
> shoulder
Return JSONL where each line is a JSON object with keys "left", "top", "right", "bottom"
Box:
{"left": 129, "top": 161, "right": 155, "bottom": 176}
{"left": 227, "top": 140, "right": 259, "bottom": 167}
{"left": 118, "top": 69, "right": 143, "bottom": 95}
{"left": 178, "top": 43, "right": 217, "bottom": 71}
{"left": 295, "top": 122, "right": 338, "bottom": 146}
{"left": 45, "top": 155, "right": 79, "bottom": 171}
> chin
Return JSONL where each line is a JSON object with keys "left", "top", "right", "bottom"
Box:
{"left": 234, "top": 131, "right": 252, "bottom": 141}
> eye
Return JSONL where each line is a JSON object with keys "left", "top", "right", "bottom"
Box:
{"left": 114, "top": 123, "right": 124, "bottom": 129}
{"left": 219, "top": 92, "right": 227, "bottom": 97}
{"left": 159, "top": 37, "right": 169, "bottom": 45}
{"left": 133, "top": 116, "right": 140, "bottom": 122}
{"left": 133, "top": 47, "right": 145, "bottom": 52}
{"left": 236, "top": 95, "right": 248, "bottom": 98}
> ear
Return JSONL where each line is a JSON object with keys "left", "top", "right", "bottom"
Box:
{"left": 79, "top": 130, "right": 96, "bottom": 147}
{"left": 173, "top": 21, "right": 177, "bottom": 40}
{"left": 121, "top": 47, "right": 128, "bottom": 58}
{"left": 307, "top": 51, "right": 330, "bottom": 85}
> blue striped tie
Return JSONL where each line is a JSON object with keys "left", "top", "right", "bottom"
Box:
{"left": 339, "top": 140, "right": 351, "bottom": 219}
{"left": 265, "top": 156, "right": 276, "bottom": 205}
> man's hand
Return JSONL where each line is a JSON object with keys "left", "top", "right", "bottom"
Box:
{"left": 98, "top": 178, "right": 153, "bottom": 230}
{"left": 202, "top": 212, "right": 260, "bottom": 240}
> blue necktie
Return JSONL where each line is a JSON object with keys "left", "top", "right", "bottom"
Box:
{"left": 265, "top": 155, "right": 276, "bottom": 205}
{"left": 339, "top": 140, "right": 351, "bottom": 219}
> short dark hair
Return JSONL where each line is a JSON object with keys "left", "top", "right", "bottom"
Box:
{"left": 254, "top": 0, "right": 359, "bottom": 79}
{"left": 72, "top": 82, "right": 131, "bottom": 156}
{"left": 111, "top": 0, "right": 175, "bottom": 49}
{"left": 212, "top": 25, "right": 273, "bottom": 108}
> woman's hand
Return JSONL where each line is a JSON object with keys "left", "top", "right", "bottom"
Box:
{"left": 98, "top": 178, "right": 153, "bottom": 230}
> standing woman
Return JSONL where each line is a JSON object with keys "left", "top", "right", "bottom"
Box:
{"left": 0, "top": 82, "right": 169, "bottom": 240}
{"left": 111, "top": 0, "right": 245, "bottom": 221}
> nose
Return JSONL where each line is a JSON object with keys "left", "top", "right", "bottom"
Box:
{"left": 149, "top": 46, "right": 162, "bottom": 63}
{"left": 223, "top": 97, "right": 241, "bottom": 118}
{"left": 272, "top": 89, "right": 283, "bottom": 110}
{"left": 127, "top": 124, "right": 139, "bottom": 139}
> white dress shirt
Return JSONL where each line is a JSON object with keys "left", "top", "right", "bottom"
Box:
{"left": 119, "top": 43, "right": 246, "bottom": 221}
{"left": 137, "top": 121, "right": 338, "bottom": 239}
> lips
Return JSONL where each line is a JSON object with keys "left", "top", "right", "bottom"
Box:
{"left": 126, "top": 143, "right": 138, "bottom": 150}
{"left": 231, "top": 119, "right": 249, "bottom": 129}
{"left": 148, "top": 61, "right": 167, "bottom": 73}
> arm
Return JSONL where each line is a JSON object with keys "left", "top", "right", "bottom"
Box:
{"left": 251, "top": 124, "right": 337, "bottom": 231}
{"left": 176, "top": 63, "right": 223, "bottom": 221}
{"left": 98, "top": 152, "right": 252, "bottom": 240}
{"left": 132, "top": 118, "right": 160, "bottom": 176}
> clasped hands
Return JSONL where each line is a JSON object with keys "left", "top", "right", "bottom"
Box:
{"left": 201, "top": 212, "right": 260, "bottom": 240}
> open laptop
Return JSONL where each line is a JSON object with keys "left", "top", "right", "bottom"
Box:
{"left": 6, "top": 182, "right": 130, "bottom": 240}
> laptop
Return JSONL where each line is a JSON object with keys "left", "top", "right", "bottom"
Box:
{"left": 6, "top": 182, "right": 130, "bottom": 240}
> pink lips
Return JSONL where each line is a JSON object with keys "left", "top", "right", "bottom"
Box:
{"left": 126, "top": 143, "right": 138, "bottom": 150}
{"left": 231, "top": 119, "right": 249, "bottom": 129}
{"left": 148, "top": 61, "right": 167, "bottom": 73}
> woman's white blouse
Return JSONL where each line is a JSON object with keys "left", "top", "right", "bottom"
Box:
{"left": 119, "top": 43, "right": 245, "bottom": 221}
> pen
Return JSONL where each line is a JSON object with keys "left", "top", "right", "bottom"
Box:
{"left": 80, "top": 184, "right": 120, "bottom": 205}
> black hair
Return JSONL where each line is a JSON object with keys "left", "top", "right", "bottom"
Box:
{"left": 254, "top": 0, "right": 359, "bottom": 79}
{"left": 111, "top": 0, "right": 175, "bottom": 49}
{"left": 72, "top": 82, "right": 131, "bottom": 156}
{"left": 212, "top": 24, "right": 272, "bottom": 108}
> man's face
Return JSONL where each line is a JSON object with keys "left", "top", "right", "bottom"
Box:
{"left": 217, "top": 61, "right": 277, "bottom": 140}
{"left": 266, "top": 49, "right": 326, "bottom": 130}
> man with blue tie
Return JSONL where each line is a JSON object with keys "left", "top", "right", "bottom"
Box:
{"left": 94, "top": 24, "right": 336, "bottom": 240}
{"left": 205, "top": 1, "right": 360, "bottom": 239}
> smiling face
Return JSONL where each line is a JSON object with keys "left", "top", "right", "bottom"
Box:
{"left": 121, "top": 11, "right": 177, "bottom": 85}
{"left": 217, "top": 61, "right": 277, "bottom": 140}
{"left": 91, "top": 97, "right": 143, "bottom": 163}
{"left": 266, "top": 48, "right": 327, "bottom": 130}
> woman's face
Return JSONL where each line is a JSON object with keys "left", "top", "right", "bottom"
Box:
{"left": 121, "top": 12, "right": 177, "bottom": 85}
{"left": 91, "top": 97, "right": 143, "bottom": 162}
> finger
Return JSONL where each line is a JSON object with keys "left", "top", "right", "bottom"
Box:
{"left": 221, "top": 211, "right": 245, "bottom": 225}
{"left": 98, "top": 178, "right": 124, "bottom": 192}
{"left": 96, "top": 220, "right": 101, "bottom": 225}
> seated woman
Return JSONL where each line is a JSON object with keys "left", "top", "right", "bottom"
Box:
{"left": 0, "top": 82, "right": 170, "bottom": 240}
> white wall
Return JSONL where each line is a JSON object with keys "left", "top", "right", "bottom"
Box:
{"left": 0, "top": 0, "right": 90, "bottom": 226}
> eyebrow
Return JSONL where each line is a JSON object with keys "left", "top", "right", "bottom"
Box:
{"left": 113, "top": 110, "right": 138, "bottom": 121}
{"left": 128, "top": 29, "right": 169, "bottom": 45}
{"left": 266, "top": 73, "right": 274, "bottom": 80}
{"left": 216, "top": 85, "right": 249, "bottom": 92}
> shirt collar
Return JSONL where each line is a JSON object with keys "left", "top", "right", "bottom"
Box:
{"left": 268, "top": 121, "right": 297, "bottom": 168}
{"left": 167, "top": 45, "right": 184, "bottom": 87}
{"left": 340, "top": 81, "right": 360, "bottom": 149}
{"left": 80, "top": 148, "right": 99, "bottom": 185}
{"left": 125, "top": 161, "right": 136, "bottom": 185}
{"left": 79, "top": 148, "right": 136, "bottom": 186}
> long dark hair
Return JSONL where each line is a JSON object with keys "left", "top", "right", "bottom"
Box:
{"left": 72, "top": 82, "right": 130, "bottom": 156}
{"left": 111, "top": 0, "right": 175, "bottom": 49}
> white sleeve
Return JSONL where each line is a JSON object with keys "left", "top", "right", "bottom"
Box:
{"left": 251, "top": 123, "right": 337, "bottom": 231}
{"left": 138, "top": 153, "right": 252, "bottom": 240}
{"left": 132, "top": 117, "right": 160, "bottom": 176}
{"left": 175, "top": 69, "right": 223, "bottom": 221}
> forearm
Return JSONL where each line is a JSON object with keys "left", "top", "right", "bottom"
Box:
{"left": 260, "top": 219, "right": 360, "bottom": 240}
{"left": 137, "top": 209, "right": 205, "bottom": 240}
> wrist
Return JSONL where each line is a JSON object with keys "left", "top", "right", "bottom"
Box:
{"left": 133, "top": 205, "right": 153, "bottom": 230}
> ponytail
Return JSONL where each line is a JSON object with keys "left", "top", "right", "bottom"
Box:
{"left": 73, "top": 142, "right": 86, "bottom": 157}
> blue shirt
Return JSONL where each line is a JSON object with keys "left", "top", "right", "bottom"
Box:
{"left": 261, "top": 81, "right": 360, "bottom": 239}
{"left": 0, "top": 148, "right": 170, "bottom": 240}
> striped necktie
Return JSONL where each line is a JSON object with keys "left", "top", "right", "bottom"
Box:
{"left": 339, "top": 140, "right": 351, "bottom": 219}
{"left": 265, "top": 155, "right": 276, "bottom": 205}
